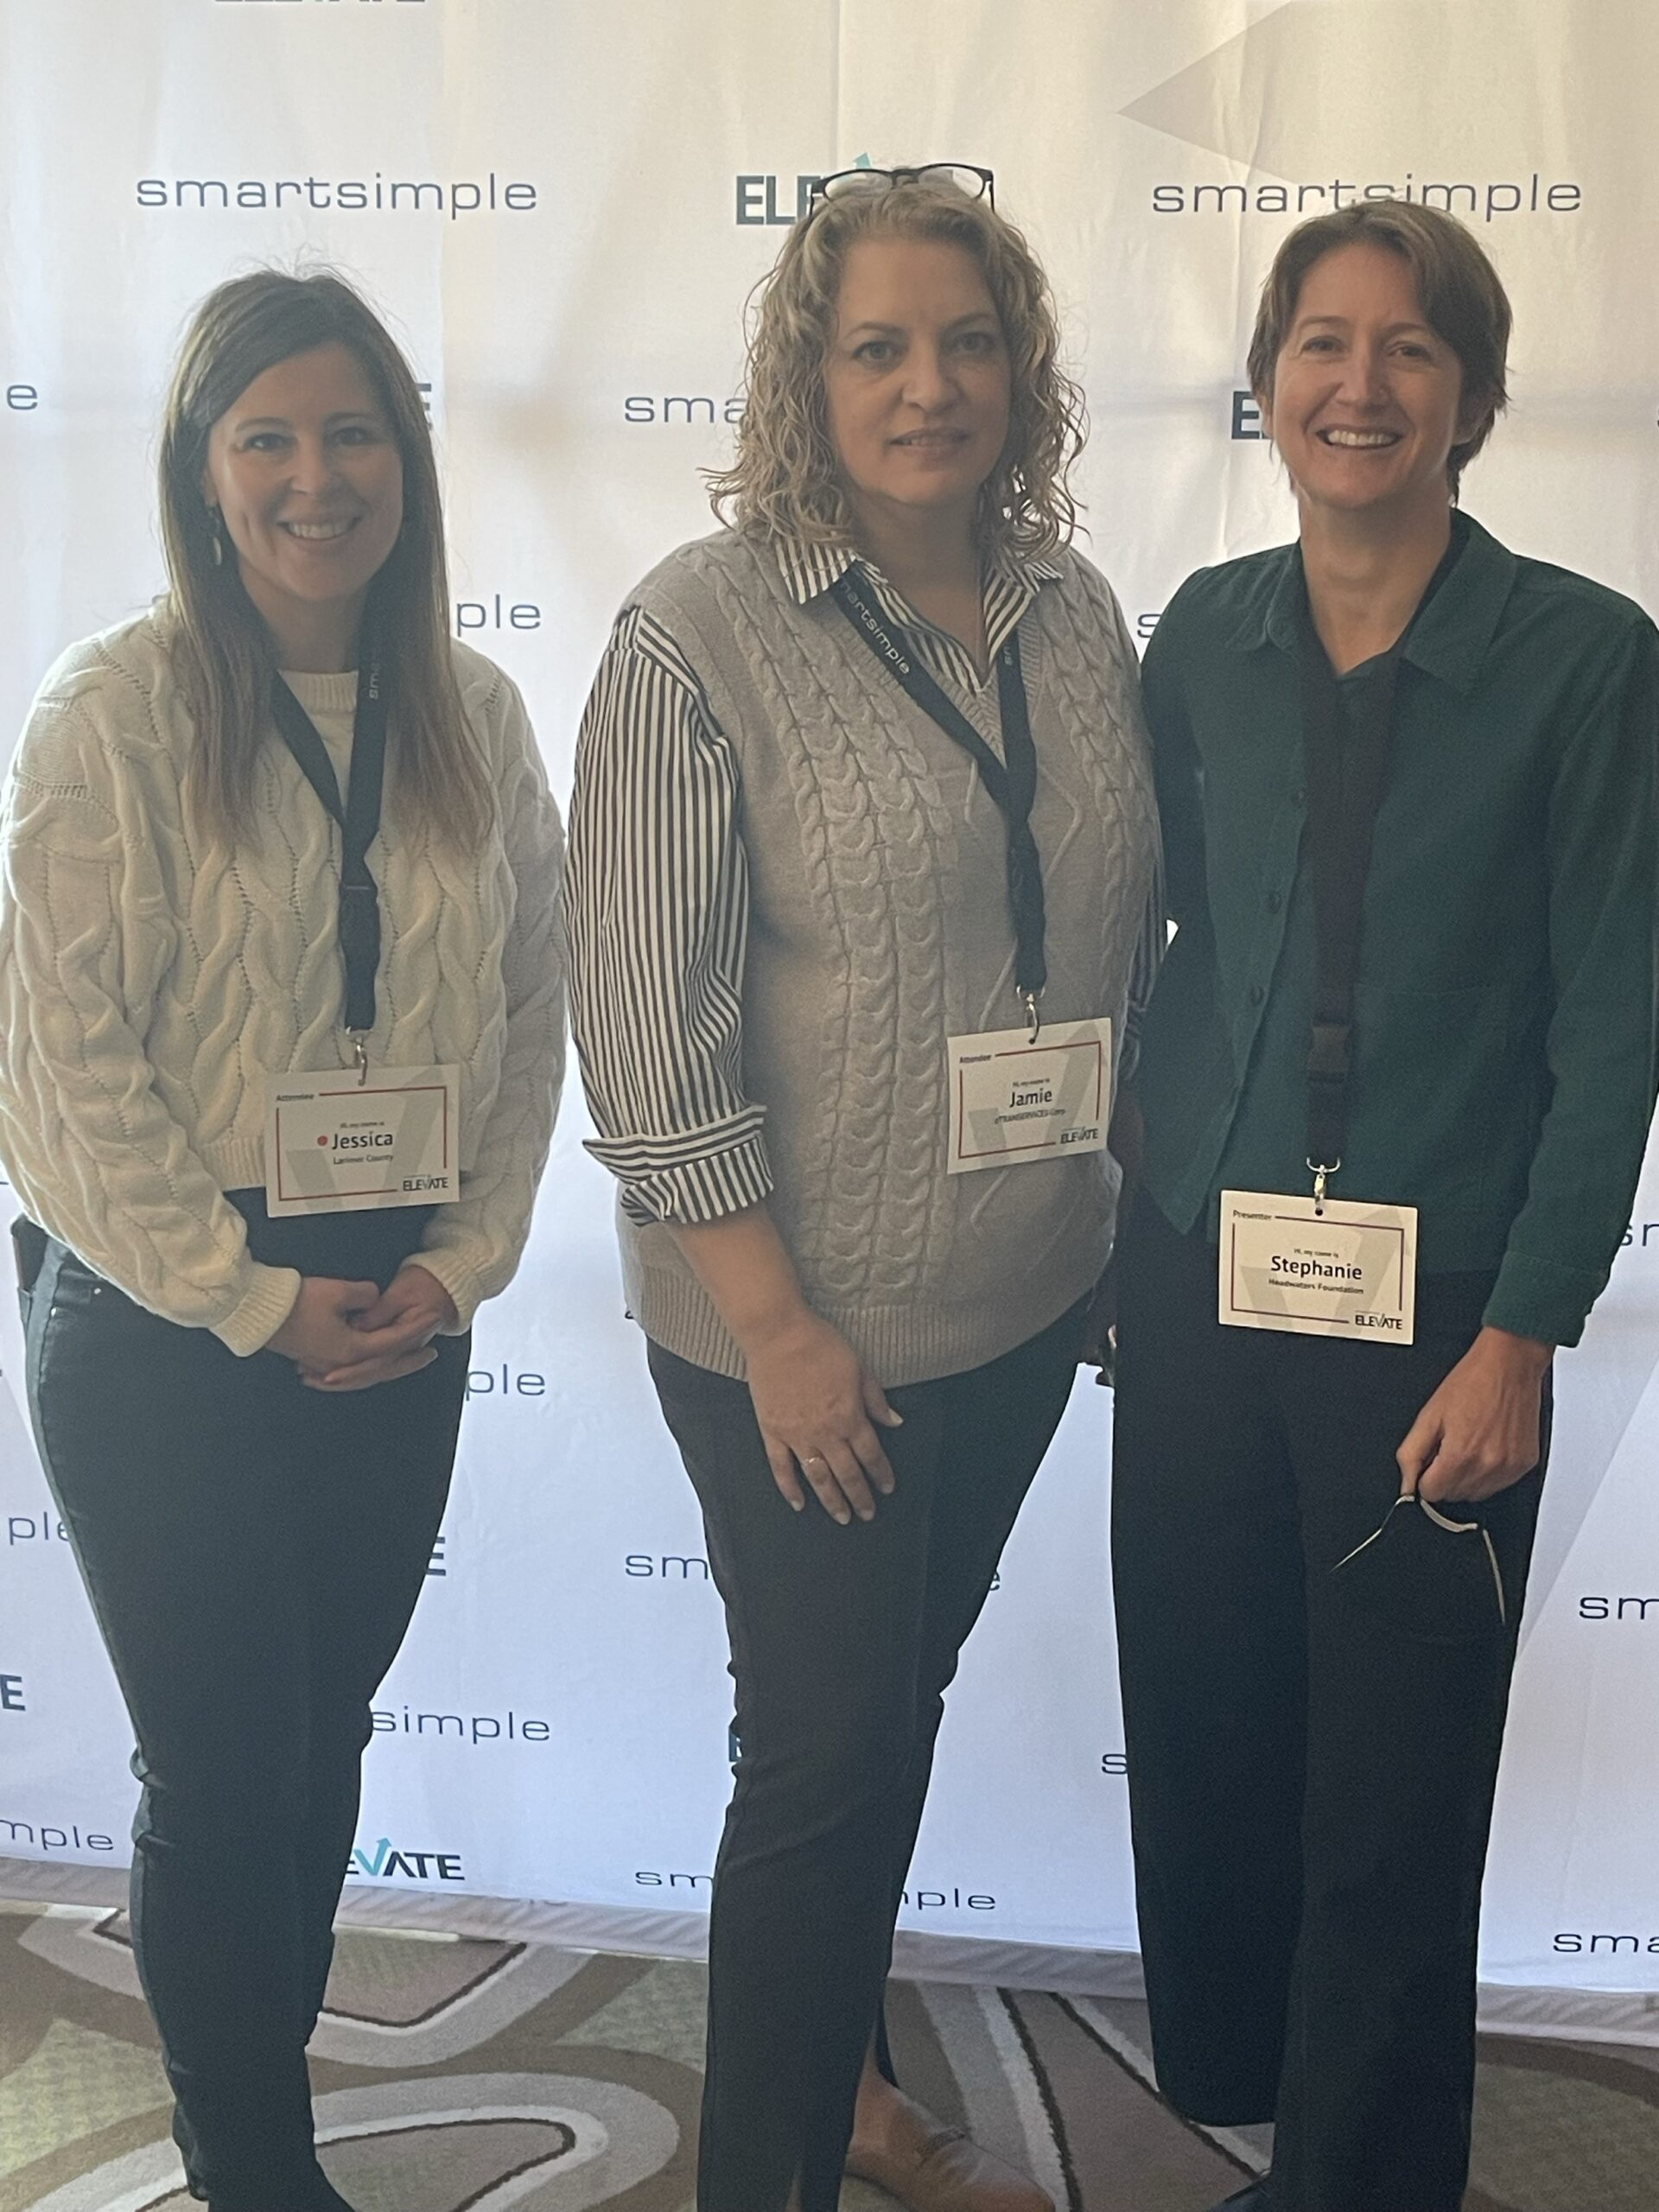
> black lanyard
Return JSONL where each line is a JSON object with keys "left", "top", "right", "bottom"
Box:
{"left": 1299, "top": 524, "right": 1467, "bottom": 1203}
{"left": 269, "top": 657, "right": 388, "bottom": 1057}
{"left": 832, "top": 569, "right": 1047, "bottom": 1028}
{"left": 1300, "top": 621, "right": 1402, "bottom": 1204}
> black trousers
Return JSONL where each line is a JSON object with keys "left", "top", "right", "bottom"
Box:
{"left": 20, "top": 1197, "right": 467, "bottom": 2212}
{"left": 1111, "top": 1194, "right": 1548, "bottom": 2212}
{"left": 647, "top": 1300, "right": 1087, "bottom": 2212}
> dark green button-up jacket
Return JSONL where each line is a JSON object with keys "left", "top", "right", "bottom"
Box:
{"left": 1136, "top": 515, "right": 1659, "bottom": 1346}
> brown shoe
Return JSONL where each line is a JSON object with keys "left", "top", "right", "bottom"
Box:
{"left": 846, "top": 2125, "right": 1053, "bottom": 2211}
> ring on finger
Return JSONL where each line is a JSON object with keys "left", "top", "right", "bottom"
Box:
{"left": 802, "top": 1452, "right": 829, "bottom": 1468}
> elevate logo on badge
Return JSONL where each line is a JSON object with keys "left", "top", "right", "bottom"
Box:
{"left": 946, "top": 1017, "right": 1112, "bottom": 1174}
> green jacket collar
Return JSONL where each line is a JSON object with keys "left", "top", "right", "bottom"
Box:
{"left": 1235, "top": 514, "right": 1520, "bottom": 696}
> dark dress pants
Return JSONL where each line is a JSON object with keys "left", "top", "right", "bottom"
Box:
{"left": 647, "top": 1298, "right": 1087, "bottom": 2212}
{"left": 1111, "top": 1194, "right": 1547, "bottom": 2212}
{"left": 21, "top": 1197, "right": 467, "bottom": 2212}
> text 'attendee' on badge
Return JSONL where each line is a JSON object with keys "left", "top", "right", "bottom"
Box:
{"left": 1112, "top": 201, "right": 1659, "bottom": 2212}
{"left": 0, "top": 270, "right": 565, "bottom": 2212}
{"left": 565, "top": 165, "right": 1160, "bottom": 2212}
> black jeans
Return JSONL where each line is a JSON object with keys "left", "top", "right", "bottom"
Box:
{"left": 647, "top": 1300, "right": 1087, "bottom": 2212}
{"left": 1111, "top": 1194, "right": 1548, "bottom": 2212}
{"left": 20, "top": 1197, "right": 467, "bottom": 2212}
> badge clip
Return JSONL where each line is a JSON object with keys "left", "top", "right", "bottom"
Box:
{"left": 1022, "top": 989, "right": 1042, "bottom": 1044}
{"left": 348, "top": 1031, "right": 371, "bottom": 1088}
{"left": 1308, "top": 1157, "right": 1339, "bottom": 1217}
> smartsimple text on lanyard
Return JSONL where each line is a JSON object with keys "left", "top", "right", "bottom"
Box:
{"left": 1217, "top": 549, "right": 1459, "bottom": 1344}
{"left": 830, "top": 567, "right": 1114, "bottom": 1177}
{"left": 259, "top": 651, "right": 462, "bottom": 1217}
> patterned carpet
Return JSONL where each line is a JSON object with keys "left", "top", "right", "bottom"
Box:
{"left": 3, "top": 1903, "right": 1657, "bottom": 2210}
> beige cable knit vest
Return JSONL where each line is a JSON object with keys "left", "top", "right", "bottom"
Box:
{"left": 624, "top": 531, "right": 1158, "bottom": 1384}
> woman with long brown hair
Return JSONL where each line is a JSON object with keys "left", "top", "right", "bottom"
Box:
{"left": 0, "top": 269, "right": 564, "bottom": 2211}
{"left": 567, "top": 167, "right": 1160, "bottom": 2212}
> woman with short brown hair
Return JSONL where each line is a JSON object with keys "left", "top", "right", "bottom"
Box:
{"left": 1113, "top": 200, "right": 1658, "bottom": 2212}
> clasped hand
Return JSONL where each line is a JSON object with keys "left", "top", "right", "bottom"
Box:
{"left": 267, "top": 1263, "right": 459, "bottom": 1392}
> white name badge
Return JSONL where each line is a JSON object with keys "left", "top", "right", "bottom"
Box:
{"left": 946, "top": 1017, "right": 1112, "bottom": 1175}
{"left": 1219, "top": 1189, "right": 1417, "bottom": 1344}
{"left": 264, "top": 1064, "right": 461, "bottom": 1217}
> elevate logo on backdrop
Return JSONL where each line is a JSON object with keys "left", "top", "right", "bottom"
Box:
{"left": 734, "top": 154, "right": 877, "bottom": 226}
{"left": 3, "top": 381, "right": 37, "bottom": 415}
{"left": 0, "top": 1671, "right": 25, "bottom": 1713}
{"left": 347, "top": 1836, "right": 464, "bottom": 1884}
{"left": 735, "top": 174, "right": 821, "bottom": 226}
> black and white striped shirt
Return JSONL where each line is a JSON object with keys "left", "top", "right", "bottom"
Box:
{"left": 566, "top": 537, "right": 1163, "bottom": 1229}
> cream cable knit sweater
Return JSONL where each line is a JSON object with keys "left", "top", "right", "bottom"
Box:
{"left": 0, "top": 613, "right": 566, "bottom": 1355}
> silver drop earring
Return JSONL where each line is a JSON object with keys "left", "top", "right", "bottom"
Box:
{"left": 208, "top": 510, "right": 224, "bottom": 567}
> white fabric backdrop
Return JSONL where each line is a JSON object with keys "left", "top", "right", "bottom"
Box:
{"left": 3, "top": 0, "right": 1657, "bottom": 2038}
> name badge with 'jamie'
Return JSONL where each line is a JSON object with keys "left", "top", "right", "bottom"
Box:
{"left": 947, "top": 1017, "right": 1111, "bottom": 1175}
{"left": 1219, "top": 1190, "right": 1417, "bottom": 1343}
{"left": 264, "top": 1064, "right": 461, "bottom": 1217}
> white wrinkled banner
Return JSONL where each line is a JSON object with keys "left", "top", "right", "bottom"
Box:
{"left": 1, "top": 0, "right": 1655, "bottom": 2037}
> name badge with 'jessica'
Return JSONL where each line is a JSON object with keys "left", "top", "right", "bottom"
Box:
{"left": 947, "top": 1017, "right": 1111, "bottom": 1175}
{"left": 1219, "top": 1189, "right": 1417, "bottom": 1344}
{"left": 264, "top": 1064, "right": 462, "bottom": 1217}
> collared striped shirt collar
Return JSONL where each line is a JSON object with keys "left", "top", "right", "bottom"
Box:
{"left": 773, "top": 536, "right": 1063, "bottom": 693}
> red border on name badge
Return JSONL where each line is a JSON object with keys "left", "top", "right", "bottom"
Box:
{"left": 956, "top": 1038, "right": 1105, "bottom": 1161}
{"left": 273, "top": 1082, "right": 451, "bottom": 1204}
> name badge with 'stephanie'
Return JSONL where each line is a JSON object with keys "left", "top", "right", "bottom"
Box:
{"left": 946, "top": 1017, "right": 1112, "bottom": 1175}
{"left": 264, "top": 1063, "right": 462, "bottom": 1217}
{"left": 1219, "top": 1189, "right": 1417, "bottom": 1344}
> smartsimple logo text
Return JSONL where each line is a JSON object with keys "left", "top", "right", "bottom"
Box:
{"left": 1, "top": 1815, "right": 116, "bottom": 1853}
{"left": 7, "top": 1510, "right": 70, "bottom": 1547}
{"left": 348, "top": 1837, "right": 464, "bottom": 1883}
{"left": 1578, "top": 1595, "right": 1659, "bottom": 1622}
{"left": 634, "top": 1867, "right": 996, "bottom": 1910}
{"left": 372, "top": 1701, "right": 551, "bottom": 1743}
{"left": 623, "top": 393, "right": 745, "bottom": 427}
{"left": 626, "top": 1552, "right": 712, "bottom": 1580}
{"left": 137, "top": 173, "right": 535, "bottom": 219}
{"left": 454, "top": 597, "right": 543, "bottom": 637}
{"left": 1151, "top": 172, "right": 1583, "bottom": 225}
{"left": 464, "top": 1361, "right": 547, "bottom": 1397}
{"left": 1554, "top": 1929, "right": 1659, "bottom": 1955}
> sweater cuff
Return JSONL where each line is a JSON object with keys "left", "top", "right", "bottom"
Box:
{"left": 1481, "top": 1249, "right": 1609, "bottom": 1350}
{"left": 213, "top": 1262, "right": 303, "bottom": 1357}
{"left": 409, "top": 1243, "right": 487, "bottom": 1334}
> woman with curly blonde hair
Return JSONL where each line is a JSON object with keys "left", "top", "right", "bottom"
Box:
{"left": 566, "top": 166, "right": 1159, "bottom": 2212}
